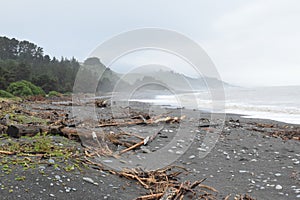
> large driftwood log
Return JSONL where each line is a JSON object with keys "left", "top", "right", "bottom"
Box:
{"left": 6, "top": 124, "right": 79, "bottom": 139}
{"left": 7, "top": 124, "right": 44, "bottom": 138}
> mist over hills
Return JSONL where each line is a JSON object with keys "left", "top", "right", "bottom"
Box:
{"left": 84, "top": 58, "right": 231, "bottom": 93}
{"left": 0, "top": 35, "right": 231, "bottom": 95}
{"left": 121, "top": 69, "right": 230, "bottom": 92}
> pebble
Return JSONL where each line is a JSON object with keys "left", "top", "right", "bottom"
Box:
{"left": 275, "top": 185, "right": 283, "bottom": 190}
{"left": 83, "top": 177, "right": 98, "bottom": 185}
{"left": 189, "top": 155, "right": 195, "bottom": 159}
{"left": 48, "top": 159, "right": 55, "bottom": 164}
{"left": 55, "top": 175, "right": 61, "bottom": 180}
{"left": 274, "top": 173, "right": 281, "bottom": 177}
{"left": 141, "top": 148, "right": 151, "bottom": 153}
{"left": 49, "top": 194, "right": 55, "bottom": 197}
{"left": 103, "top": 160, "right": 113, "bottom": 163}
{"left": 39, "top": 166, "right": 46, "bottom": 170}
{"left": 297, "top": 194, "right": 300, "bottom": 198}
{"left": 197, "top": 148, "right": 206, "bottom": 152}
{"left": 175, "top": 151, "right": 183, "bottom": 155}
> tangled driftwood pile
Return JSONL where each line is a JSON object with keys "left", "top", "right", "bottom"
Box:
{"left": 117, "top": 166, "right": 219, "bottom": 200}
{"left": 0, "top": 99, "right": 259, "bottom": 200}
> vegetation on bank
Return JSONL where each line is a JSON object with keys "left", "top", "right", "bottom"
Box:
{"left": 0, "top": 36, "right": 80, "bottom": 93}
{"left": 48, "top": 91, "right": 62, "bottom": 97}
{"left": 7, "top": 80, "right": 45, "bottom": 97}
{"left": 0, "top": 80, "right": 65, "bottom": 99}
{"left": 0, "top": 90, "right": 14, "bottom": 98}
{"left": 0, "top": 36, "right": 124, "bottom": 94}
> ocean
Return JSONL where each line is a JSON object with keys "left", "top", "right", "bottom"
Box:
{"left": 129, "top": 86, "right": 300, "bottom": 125}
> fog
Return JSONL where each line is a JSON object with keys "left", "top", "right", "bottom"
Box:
{"left": 1, "top": 0, "right": 300, "bottom": 87}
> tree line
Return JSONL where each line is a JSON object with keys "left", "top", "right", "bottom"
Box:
{"left": 0, "top": 36, "right": 80, "bottom": 93}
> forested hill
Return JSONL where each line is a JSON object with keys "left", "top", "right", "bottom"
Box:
{"left": 0, "top": 36, "right": 80, "bottom": 93}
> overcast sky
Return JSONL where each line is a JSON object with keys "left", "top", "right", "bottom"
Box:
{"left": 1, "top": 0, "right": 300, "bottom": 87}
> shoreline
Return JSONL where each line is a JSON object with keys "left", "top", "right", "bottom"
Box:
{"left": 0, "top": 98, "right": 299, "bottom": 199}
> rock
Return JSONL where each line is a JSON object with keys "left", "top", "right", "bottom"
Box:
{"left": 275, "top": 173, "right": 281, "bottom": 177}
{"left": 175, "top": 151, "right": 183, "bottom": 155}
{"left": 168, "top": 149, "right": 174, "bottom": 153}
{"left": 197, "top": 148, "right": 207, "bottom": 152}
{"left": 39, "top": 166, "right": 46, "bottom": 170}
{"left": 141, "top": 147, "right": 151, "bottom": 153}
{"left": 48, "top": 158, "right": 55, "bottom": 164}
{"left": 83, "top": 177, "right": 98, "bottom": 185}
{"left": 275, "top": 185, "right": 283, "bottom": 190}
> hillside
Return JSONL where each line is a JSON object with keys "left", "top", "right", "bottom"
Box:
{"left": 0, "top": 36, "right": 230, "bottom": 95}
{"left": 75, "top": 57, "right": 129, "bottom": 93}
{"left": 122, "top": 68, "right": 230, "bottom": 92}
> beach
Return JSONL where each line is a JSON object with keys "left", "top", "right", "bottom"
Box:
{"left": 0, "top": 98, "right": 299, "bottom": 200}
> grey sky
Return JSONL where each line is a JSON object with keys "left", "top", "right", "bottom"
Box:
{"left": 1, "top": 0, "right": 300, "bottom": 87}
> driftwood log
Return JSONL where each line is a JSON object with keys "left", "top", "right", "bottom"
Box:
{"left": 7, "top": 124, "right": 44, "bottom": 138}
{"left": 6, "top": 124, "right": 80, "bottom": 140}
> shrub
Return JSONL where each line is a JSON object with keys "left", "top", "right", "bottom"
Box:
{"left": 0, "top": 90, "right": 15, "bottom": 98}
{"left": 7, "top": 82, "right": 33, "bottom": 96}
{"left": 7, "top": 80, "right": 45, "bottom": 97}
{"left": 63, "top": 92, "right": 72, "bottom": 96}
{"left": 20, "top": 80, "right": 45, "bottom": 96}
{"left": 48, "top": 91, "right": 61, "bottom": 97}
